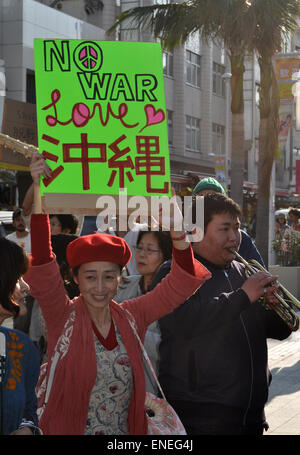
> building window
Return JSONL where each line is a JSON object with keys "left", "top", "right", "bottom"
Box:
{"left": 26, "top": 71, "right": 36, "bottom": 104}
{"left": 186, "top": 50, "right": 201, "bottom": 88}
{"left": 213, "top": 62, "right": 225, "bottom": 97}
{"left": 186, "top": 115, "right": 200, "bottom": 152}
{"left": 167, "top": 110, "right": 173, "bottom": 145}
{"left": 163, "top": 51, "right": 174, "bottom": 77}
{"left": 212, "top": 123, "right": 225, "bottom": 155}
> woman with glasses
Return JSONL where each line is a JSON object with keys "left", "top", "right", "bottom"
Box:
{"left": 24, "top": 153, "right": 211, "bottom": 435}
{"left": 114, "top": 229, "right": 173, "bottom": 393}
{"left": 115, "top": 229, "right": 173, "bottom": 302}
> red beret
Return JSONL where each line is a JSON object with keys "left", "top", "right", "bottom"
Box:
{"left": 66, "top": 233, "right": 132, "bottom": 269}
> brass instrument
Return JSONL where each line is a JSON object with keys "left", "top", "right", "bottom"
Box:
{"left": 233, "top": 250, "right": 300, "bottom": 331}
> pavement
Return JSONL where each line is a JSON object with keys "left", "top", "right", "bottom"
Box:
{"left": 266, "top": 321, "right": 300, "bottom": 435}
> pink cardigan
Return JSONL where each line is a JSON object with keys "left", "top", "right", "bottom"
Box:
{"left": 25, "top": 251, "right": 210, "bottom": 435}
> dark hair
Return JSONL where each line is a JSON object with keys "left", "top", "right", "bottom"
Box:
{"left": 288, "top": 208, "right": 300, "bottom": 219}
{"left": 136, "top": 228, "right": 173, "bottom": 262}
{"left": 0, "top": 237, "right": 29, "bottom": 317}
{"left": 276, "top": 214, "right": 287, "bottom": 222}
{"left": 12, "top": 207, "right": 22, "bottom": 221}
{"left": 51, "top": 234, "right": 78, "bottom": 266}
{"left": 191, "top": 193, "right": 241, "bottom": 233}
{"left": 50, "top": 214, "right": 79, "bottom": 234}
{"left": 51, "top": 234, "right": 79, "bottom": 299}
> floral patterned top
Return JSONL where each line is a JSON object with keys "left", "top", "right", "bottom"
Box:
{"left": 85, "top": 324, "right": 133, "bottom": 435}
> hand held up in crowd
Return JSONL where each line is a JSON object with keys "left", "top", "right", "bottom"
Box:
{"left": 157, "top": 187, "right": 188, "bottom": 250}
{"left": 30, "top": 153, "right": 52, "bottom": 184}
{"left": 30, "top": 153, "right": 52, "bottom": 214}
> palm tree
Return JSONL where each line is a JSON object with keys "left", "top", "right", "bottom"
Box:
{"left": 110, "top": 0, "right": 300, "bottom": 264}
{"left": 110, "top": 0, "right": 255, "bottom": 210}
{"left": 248, "top": 0, "right": 300, "bottom": 264}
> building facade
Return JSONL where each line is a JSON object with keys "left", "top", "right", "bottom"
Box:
{"left": 0, "top": 0, "right": 299, "bottom": 220}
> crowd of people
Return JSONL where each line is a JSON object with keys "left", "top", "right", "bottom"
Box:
{"left": 0, "top": 158, "right": 293, "bottom": 435}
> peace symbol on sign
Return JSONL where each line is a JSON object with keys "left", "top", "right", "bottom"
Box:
{"left": 73, "top": 41, "right": 103, "bottom": 72}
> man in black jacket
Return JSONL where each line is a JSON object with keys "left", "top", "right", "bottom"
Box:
{"left": 151, "top": 193, "right": 291, "bottom": 435}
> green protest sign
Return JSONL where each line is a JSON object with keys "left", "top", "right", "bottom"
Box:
{"left": 33, "top": 39, "right": 171, "bottom": 199}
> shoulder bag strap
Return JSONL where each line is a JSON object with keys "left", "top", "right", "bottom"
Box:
{"left": 123, "top": 308, "right": 166, "bottom": 401}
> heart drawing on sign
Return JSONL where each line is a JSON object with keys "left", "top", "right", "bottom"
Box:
{"left": 139, "top": 104, "right": 165, "bottom": 132}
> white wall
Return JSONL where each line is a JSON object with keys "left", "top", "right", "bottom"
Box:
{"left": 0, "top": 0, "right": 106, "bottom": 101}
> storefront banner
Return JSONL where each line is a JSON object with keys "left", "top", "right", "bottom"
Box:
{"left": 274, "top": 56, "right": 300, "bottom": 103}
{"left": 214, "top": 155, "right": 227, "bottom": 191}
{"left": 277, "top": 106, "right": 292, "bottom": 163}
{"left": 274, "top": 55, "right": 300, "bottom": 163}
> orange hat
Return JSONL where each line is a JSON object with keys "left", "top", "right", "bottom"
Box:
{"left": 66, "top": 233, "right": 132, "bottom": 269}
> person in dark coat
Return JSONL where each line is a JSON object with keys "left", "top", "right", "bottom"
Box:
{"left": 150, "top": 193, "right": 291, "bottom": 435}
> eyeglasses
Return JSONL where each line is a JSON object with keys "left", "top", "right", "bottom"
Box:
{"left": 134, "top": 246, "right": 161, "bottom": 255}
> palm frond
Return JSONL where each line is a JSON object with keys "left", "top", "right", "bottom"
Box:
{"left": 108, "top": 0, "right": 300, "bottom": 63}
{"left": 108, "top": 2, "right": 202, "bottom": 50}
{"left": 249, "top": 0, "right": 300, "bottom": 54}
{"left": 109, "top": 4, "right": 166, "bottom": 33}
{"left": 107, "top": 2, "right": 193, "bottom": 47}
{"left": 108, "top": 0, "right": 254, "bottom": 53}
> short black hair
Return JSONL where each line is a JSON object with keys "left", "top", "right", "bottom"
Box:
{"left": 51, "top": 234, "right": 80, "bottom": 298}
{"left": 288, "top": 208, "right": 300, "bottom": 219}
{"left": 12, "top": 208, "right": 22, "bottom": 221}
{"left": 0, "top": 237, "right": 29, "bottom": 317}
{"left": 51, "top": 234, "right": 78, "bottom": 265}
{"left": 50, "top": 214, "right": 79, "bottom": 234}
{"left": 192, "top": 193, "right": 241, "bottom": 233}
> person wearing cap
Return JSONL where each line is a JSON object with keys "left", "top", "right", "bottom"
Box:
{"left": 97, "top": 214, "right": 148, "bottom": 276}
{"left": 193, "top": 177, "right": 265, "bottom": 266}
{"left": 23, "top": 153, "right": 211, "bottom": 435}
{"left": 6, "top": 208, "right": 31, "bottom": 254}
{"left": 192, "top": 177, "right": 226, "bottom": 196}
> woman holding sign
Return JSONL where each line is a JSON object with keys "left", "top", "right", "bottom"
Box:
{"left": 24, "top": 153, "right": 211, "bottom": 435}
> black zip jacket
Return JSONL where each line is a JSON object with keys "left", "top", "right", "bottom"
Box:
{"left": 150, "top": 254, "right": 291, "bottom": 427}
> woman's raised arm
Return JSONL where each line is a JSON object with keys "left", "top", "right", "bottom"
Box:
{"left": 30, "top": 152, "right": 52, "bottom": 214}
